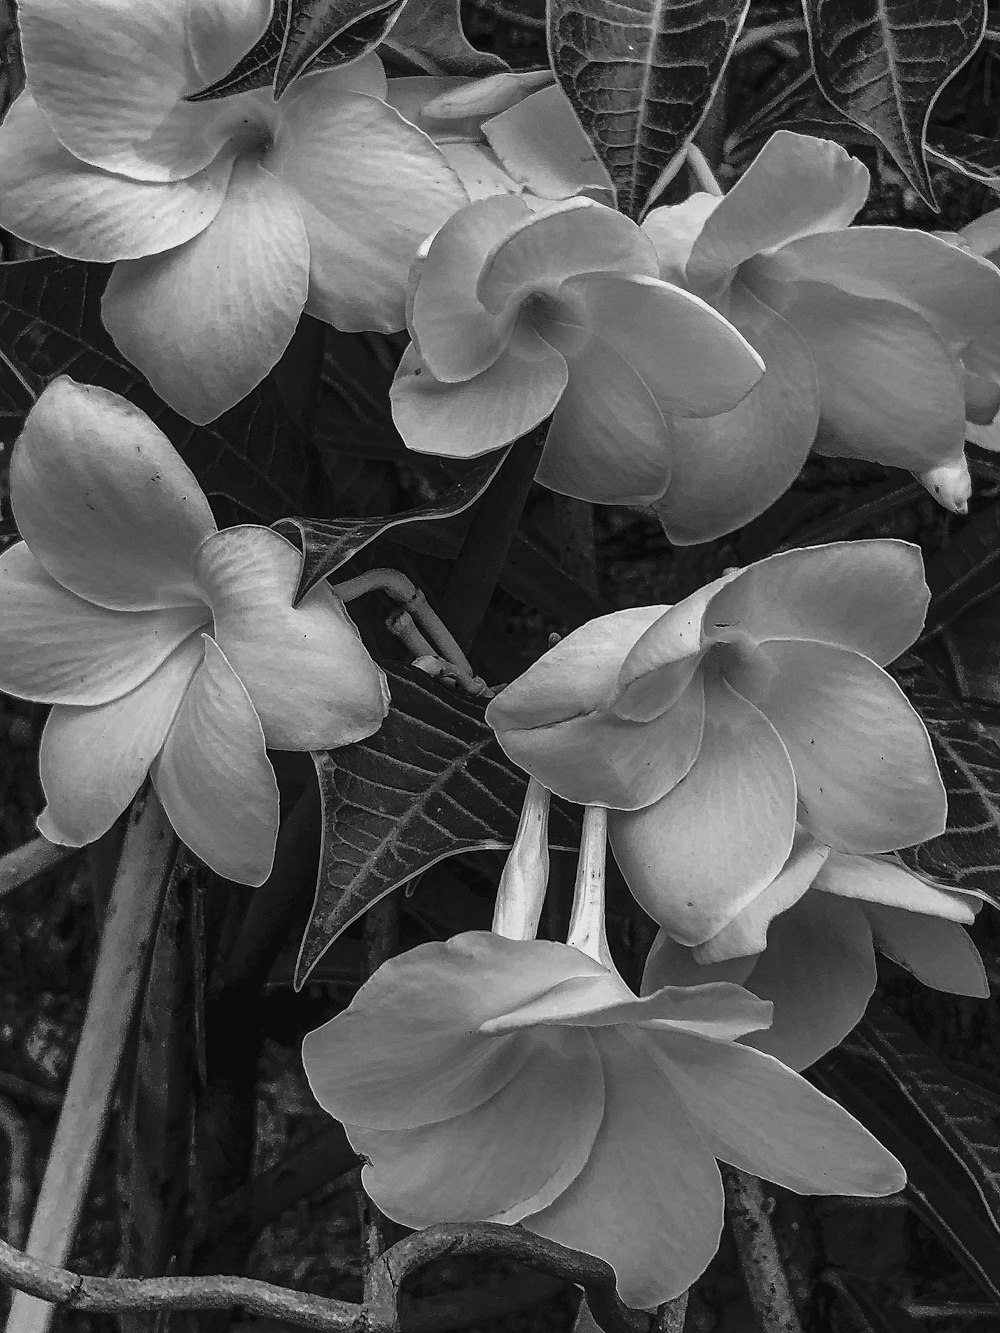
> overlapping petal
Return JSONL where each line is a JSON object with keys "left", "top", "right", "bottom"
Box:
{"left": 732, "top": 640, "right": 946, "bottom": 852}
{"left": 12, "top": 379, "right": 217, "bottom": 610}
{"left": 609, "top": 675, "right": 797, "bottom": 943}
{"left": 391, "top": 330, "right": 567, "bottom": 458}
{"left": 271, "top": 87, "right": 468, "bottom": 333}
{"left": 0, "top": 93, "right": 232, "bottom": 262}
{"left": 641, "top": 193, "right": 722, "bottom": 285}
{"left": 862, "top": 907, "right": 988, "bottom": 996}
{"left": 704, "top": 540, "right": 929, "bottom": 665}
{"left": 194, "top": 526, "right": 388, "bottom": 750}
{"left": 527, "top": 1029, "right": 726, "bottom": 1308}
{"left": 481, "top": 85, "right": 612, "bottom": 201}
{"left": 685, "top": 132, "right": 869, "bottom": 300}
{"left": 815, "top": 851, "right": 976, "bottom": 920}
{"left": 653, "top": 287, "right": 817, "bottom": 544}
{"left": 151, "top": 637, "right": 279, "bottom": 886}
{"left": 102, "top": 161, "right": 310, "bottom": 424}
{"left": 37, "top": 636, "right": 203, "bottom": 845}
{"left": 19, "top": 0, "right": 224, "bottom": 181}
{"left": 185, "top": 0, "right": 272, "bottom": 84}
{"left": 0, "top": 543, "right": 207, "bottom": 706}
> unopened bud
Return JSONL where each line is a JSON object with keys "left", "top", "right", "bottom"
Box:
{"left": 916, "top": 457, "right": 972, "bottom": 514}
{"left": 492, "top": 778, "right": 551, "bottom": 941}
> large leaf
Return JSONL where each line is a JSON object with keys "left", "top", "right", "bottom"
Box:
{"left": 813, "top": 1004, "right": 1000, "bottom": 1301}
{"left": 548, "top": 0, "right": 750, "bottom": 219}
{"left": 802, "top": 0, "right": 987, "bottom": 206}
{"left": 382, "top": 0, "right": 507, "bottom": 73}
{"left": 0, "top": 258, "right": 326, "bottom": 522}
{"left": 296, "top": 664, "right": 582, "bottom": 986}
{"left": 921, "top": 498, "right": 1000, "bottom": 639}
{"left": 892, "top": 654, "right": 1000, "bottom": 906}
{"left": 929, "top": 126, "right": 1000, "bottom": 185}
{"left": 276, "top": 0, "right": 406, "bottom": 93}
{"left": 274, "top": 450, "right": 509, "bottom": 601}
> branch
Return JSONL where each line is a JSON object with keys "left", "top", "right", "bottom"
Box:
{"left": 722, "top": 1169, "right": 804, "bottom": 1333}
{"left": 0, "top": 835, "right": 78, "bottom": 900}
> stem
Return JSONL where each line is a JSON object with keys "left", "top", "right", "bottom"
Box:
{"left": 439, "top": 427, "right": 545, "bottom": 650}
{"left": 8, "top": 791, "right": 178, "bottom": 1333}
{"left": 685, "top": 144, "right": 723, "bottom": 196}
{"left": 722, "top": 1168, "right": 804, "bottom": 1333}
{"left": 655, "top": 1292, "right": 688, "bottom": 1332}
{"left": 359, "top": 894, "right": 401, "bottom": 1263}
{"left": 0, "top": 836, "right": 78, "bottom": 900}
{"left": 565, "top": 806, "right": 616, "bottom": 973}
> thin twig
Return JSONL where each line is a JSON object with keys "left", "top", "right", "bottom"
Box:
{"left": 8, "top": 791, "right": 178, "bottom": 1333}
{"left": 0, "top": 836, "right": 78, "bottom": 900}
{"left": 0, "top": 1094, "right": 32, "bottom": 1248}
{"left": 722, "top": 1169, "right": 804, "bottom": 1333}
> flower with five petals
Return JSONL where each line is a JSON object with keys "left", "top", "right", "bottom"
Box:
{"left": 390, "top": 194, "right": 765, "bottom": 509}
{"left": 0, "top": 378, "right": 388, "bottom": 884}
{"left": 641, "top": 131, "right": 1000, "bottom": 537}
{"left": 485, "top": 541, "right": 946, "bottom": 944}
{"left": 0, "top": 0, "right": 468, "bottom": 423}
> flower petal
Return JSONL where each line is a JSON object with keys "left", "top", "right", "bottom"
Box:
{"left": 526, "top": 1029, "right": 725, "bottom": 1308}
{"left": 391, "top": 330, "right": 567, "bottom": 458}
{"left": 654, "top": 288, "right": 818, "bottom": 545}
{"left": 609, "top": 675, "right": 796, "bottom": 944}
{"left": 37, "top": 636, "right": 202, "bottom": 845}
{"left": 771, "top": 283, "right": 968, "bottom": 471}
{"left": 758, "top": 226, "right": 1000, "bottom": 348}
{"left": 646, "top": 1024, "right": 903, "bottom": 1194}
{"left": 739, "top": 892, "right": 877, "bottom": 1071}
{"left": 407, "top": 195, "right": 530, "bottom": 381}
{"left": 704, "top": 540, "right": 929, "bottom": 665}
{"left": 482, "top": 85, "right": 612, "bottom": 200}
{"left": 12, "top": 379, "right": 217, "bottom": 611}
{"left": 476, "top": 199, "right": 659, "bottom": 317}
{"left": 862, "top": 906, "right": 988, "bottom": 996}
{"left": 0, "top": 543, "right": 208, "bottom": 706}
{"left": 693, "top": 830, "right": 831, "bottom": 964}
{"left": 641, "top": 930, "right": 757, "bottom": 991}
{"left": 102, "top": 161, "right": 309, "bottom": 424}
{"left": 564, "top": 272, "right": 764, "bottom": 419}
{"left": 493, "top": 672, "right": 706, "bottom": 810}
{"left": 19, "top": 0, "right": 224, "bottom": 181}
{"left": 686, "top": 132, "right": 869, "bottom": 299}
{"left": 815, "top": 851, "right": 977, "bottom": 921}
{"left": 734, "top": 640, "right": 947, "bottom": 853}
{"left": 270, "top": 88, "right": 468, "bottom": 333}
{"left": 0, "top": 92, "right": 232, "bottom": 262}
{"left": 535, "top": 327, "right": 672, "bottom": 505}
{"left": 151, "top": 636, "right": 278, "bottom": 885}
{"left": 302, "top": 934, "right": 607, "bottom": 1130}
{"left": 641, "top": 194, "right": 721, "bottom": 285}
{"left": 185, "top": 0, "right": 272, "bottom": 83}
{"left": 348, "top": 1028, "right": 604, "bottom": 1227}
{"left": 194, "top": 526, "right": 388, "bottom": 750}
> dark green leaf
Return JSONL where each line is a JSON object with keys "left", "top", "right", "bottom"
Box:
{"left": 0, "top": 257, "right": 325, "bottom": 522}
{"left": 929, "top": 126, "right": 1000, "bottom": 185}
{"left": 274, "top": 450, "right": 510, "bottom": 602}
{"left": 275, "top": 0, "right": 406, "bottom": 94}
{"left": 296, "top": 664, "right": 582, "bottom": 987}
{"left": 186, "top": 0, "right": 288, "bottom": 100}
{"left": 548, "top": 0, "right": 750, "bottom": 219}
{"left": 383, "top": 0, "right": 507, "bottom": 74}
{"left": 813, "top": 1004, "right": 1000, "bottom": 1301}
{"left": 921, "top": 499, "right": 1000, "bottom": 639}
{"left": 822, "top": 1272, "right": 931, "bottom": 1333}
{"left": 802, "top": 0, "right": 987, "bottom": 207}
{"left": 892, "top": 654, "right": 1000, "bottom": 906}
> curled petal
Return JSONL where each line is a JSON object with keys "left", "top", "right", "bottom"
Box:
{"left": 527, "top": 1029, "right": 725, "bottom": 1309}
{"left": 391, "top": 331, "right": 567, "bottom": 458}
{"left": 646, "top": 1025, "right": 903, "bottom": 1194}
{"left": 102, "top": 162, "right": 310, "bottom": 424}
{"left": 477, "top": 200, "right": 659, "bottom": 317}
{"left": 693, "top": 830, "right": 831, "bottom": 964}
{"left": 815, "top": 851, "right": 977, "bottom": 921}
{"left": 862, "top": 906, "right": 988, "bottom": 996}
{"left": 0, "top": 543, "right": 207, "bottom": 706}
{"left": 407, "top": 195, "right": 529, "bottom": 381}
{"left": 704, "top": 540, "right": 929, "bottom": 666}
{"left": 641, "top": 194, "right": 721, "bottom": 285}
{"left": 0, "top": 93, "right": 232, "bottom": 262}
{"left": 686, "top": 131, "right": 869, "bottom": 299}
{"left": 535, "top": 326, "right": 672, "bottom": 505}
{"left": 12, "top": 379, "right": 216, "bottom": 611}
{"left": 151, "top": 637, "right": 279, "bottom": 885}
{"left": 565, "top": 272, "right": 764, "bottom": 419}
{"left": 654, "top": 288, "right": 818, "bottom": 545}
{"left": 734, "top": 640, "right": 947, "bottom": 853}
{"left": 302, "top": 934, "right": 607, "bottom": 1130}
{"left": 740, "top": 892, "right": 877, "bottom": 1071}
{"left": 195, "top": 526, "right": 388, "bottom": 750}
{"left": 271, "top": 88, "right": 468, "bottom": 333}
{"left": 492, "top": 671, "right": 705, "bottom": 810}
{"left": 482, "top": 85, "right": 612, "bottom": 201}
{"left": 37, "top": 636, "right": 202, "bottom": 845}
{"left": 19, "top": 0, "right": 225, "bottom": 181}
{"left": 609, "top": 675, "right": 797, "bottom": 944}
{"left": 350, "top": 1028, "right": 604, "bottom": 1226}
